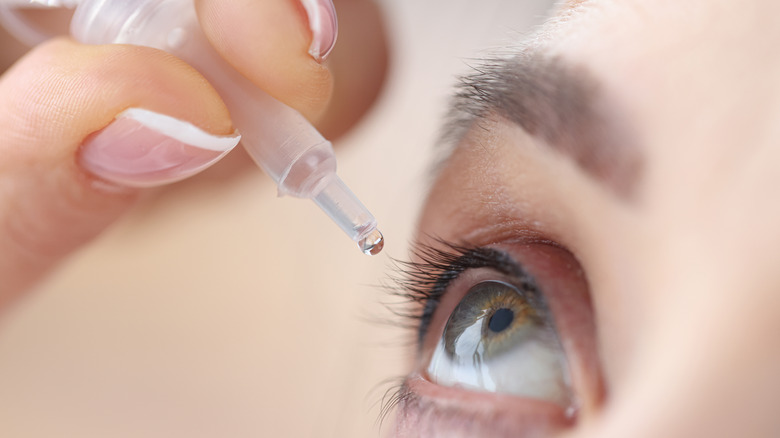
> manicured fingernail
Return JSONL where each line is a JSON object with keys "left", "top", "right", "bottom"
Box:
{"left": 300, "top": 0, "right": 338, "bottom": 62}
{"left": 79, "top": 108, "right": 241, "bottom": 187}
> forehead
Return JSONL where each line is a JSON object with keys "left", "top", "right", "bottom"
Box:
{"left": 553, "top": 1, "right": 779, "bottom": 108}
{"left": 549, "top": 0, "right": 780, "bottom": 126}
{"left": 545, "top": 0, "right": 780, "bottom": 198}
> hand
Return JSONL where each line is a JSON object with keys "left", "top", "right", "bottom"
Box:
{"left": 0, "top": 0, "right": 388, "bottom": 305}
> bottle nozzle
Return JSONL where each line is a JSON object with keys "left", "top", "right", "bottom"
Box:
{"left": 312, "top": 176, "right": 383, "bottom": 255}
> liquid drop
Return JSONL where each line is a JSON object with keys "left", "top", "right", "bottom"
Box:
{"left": 358, "top": 229, "right": 384, "bottom": 256}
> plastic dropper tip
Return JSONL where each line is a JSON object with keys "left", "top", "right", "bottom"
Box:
{"left": 358, "top": 229, "right": 384, "bottom": 256}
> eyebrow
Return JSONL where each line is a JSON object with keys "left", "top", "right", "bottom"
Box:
{"left": 441, "top": 53, "right": 641, "bottom": 199}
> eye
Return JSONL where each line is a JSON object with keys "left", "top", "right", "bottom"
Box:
{"left": 427, "top": 279, "right": 571, "bottom": 406}
{"left": 391, "top": 240, "right": 601, "bottom": 428}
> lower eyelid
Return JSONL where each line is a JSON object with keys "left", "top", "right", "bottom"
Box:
{"left": 395, "top": 375, "right": 573, "bottom": 437}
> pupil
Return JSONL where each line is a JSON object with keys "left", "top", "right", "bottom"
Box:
{"left": 488, "top": 308, "right": 514, "bottom": 333}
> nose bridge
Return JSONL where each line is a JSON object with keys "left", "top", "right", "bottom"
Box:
{"left": 597, "top": 230, "right": 780, "bottom": 438}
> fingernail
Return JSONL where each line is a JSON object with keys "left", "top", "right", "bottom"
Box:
{"left": 79, "top": 108, "right": 241, "bottom": 188}
{"left": 300, "top": 0, "right": 338, "bottom": 62}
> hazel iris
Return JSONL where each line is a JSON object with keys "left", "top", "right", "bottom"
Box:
{"left": 443, "top": 280, "right": 543, "bottom": 360}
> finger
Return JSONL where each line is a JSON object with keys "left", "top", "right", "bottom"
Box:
{"left": 195, "top": 0, "right": 335, "bottom": 123}
{"left": 0, "top": 17, "right": 29, "bottom": 72}
{"left": 195, "top": 0, "right": 390, "bottom": 137}
{"left": 0, "top": 38, "right": 237, "bottom": 304}
{"left": 318, "top": 0, "right": 389, "bottom": 138}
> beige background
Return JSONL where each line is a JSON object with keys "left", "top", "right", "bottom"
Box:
{"left": 0, "top": 1, "right": 552, "bottom": 436}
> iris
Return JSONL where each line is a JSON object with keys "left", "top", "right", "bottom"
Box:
{"left": 427, "top": 280, "right": 571, "bottom": 405}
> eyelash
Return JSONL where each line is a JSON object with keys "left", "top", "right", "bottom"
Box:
{"left": 386, "top": 239, "right": 543, "bottom": 347}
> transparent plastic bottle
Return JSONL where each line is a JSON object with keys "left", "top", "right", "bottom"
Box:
{"left": 70, "top": 0, "right": 383, "bottom": 254}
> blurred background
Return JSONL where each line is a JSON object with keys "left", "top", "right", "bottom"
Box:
{"left": 0, "top": 0, "right": 553, "bottom": 436}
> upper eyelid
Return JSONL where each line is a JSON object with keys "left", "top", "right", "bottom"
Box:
{"left": 389, "top": 241, "right": 545, "bottom": 348}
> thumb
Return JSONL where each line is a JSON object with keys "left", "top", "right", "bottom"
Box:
{"left": 0, "top": 38, "right": 238, "bottom": 304}
{"left": 195, "top": 0, "right": 389, "bottom": 138}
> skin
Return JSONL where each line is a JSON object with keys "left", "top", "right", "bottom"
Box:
{"left": 2, "top": 0, "right": 779, "bottom": 436}
{"left": 0, "top": 0, "right": 387, "bottom": 305}
{"left": 397, "top": 0, "right": 780, "bottom": 436}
